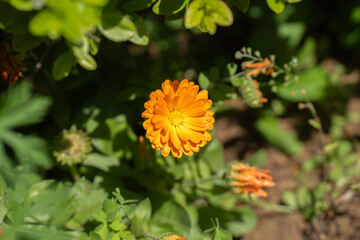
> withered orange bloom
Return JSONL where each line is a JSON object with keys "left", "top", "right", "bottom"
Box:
{"left": 0, "top": 44, "right": 23, "bottom": 85}
{"left": 161, "top": 234, "right": 187, "bottom": 240}
{"left": 230, "top": 163, "right": 275, "bottom": 197}
{"left": 142, "top": 79, "right": 215, "bottom": 158}
{"left": 253, "top": 80, "right": 268, "bottom": 104}
{"left": 242, "top": 57, "right": 274, "bottom": 78}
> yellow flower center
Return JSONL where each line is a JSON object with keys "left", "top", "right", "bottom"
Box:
{"left": 168, "top": 110, "right": 184, "bottom": 126}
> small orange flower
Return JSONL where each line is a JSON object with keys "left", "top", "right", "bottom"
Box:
{"left": 142, "top": 79, "right": 214, "bottom": 158}
{"left": 242, "top": 57, "right": 274, "bottom": 78}
{"left": 230, "top": 163, "right": 275, "bottom": 197}
{"left": 0, "top": 44, "right": 23, "bottom": 85}
{"left": 161, "top": 234, "right": 187, "bottom": 240}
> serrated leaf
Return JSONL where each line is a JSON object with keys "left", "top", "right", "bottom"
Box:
{"left": 52, "top": 51, "right": 75, "bottom": 80}
{"left": 0, "top": 80, "right": 52, "bottom": 129}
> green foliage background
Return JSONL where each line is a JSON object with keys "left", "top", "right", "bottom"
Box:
{"left": 1, "top": 0, "right": 360, "bottom": 239}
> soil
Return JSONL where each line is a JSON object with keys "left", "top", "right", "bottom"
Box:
{"left": 215, "top": 92, "right": 360, "bottom": 240}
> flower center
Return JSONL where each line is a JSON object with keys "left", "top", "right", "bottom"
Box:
{"left": 168, "top": 110, "right": 184, "bottom": 126}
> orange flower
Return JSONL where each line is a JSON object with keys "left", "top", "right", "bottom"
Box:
{"left": 161, "top": 234, "right": 187, "bottom": 240}
{"left": 230, "top": 163, "right": 275, "bottom": 197}
{"left": 142, "top": 79, "right": 214, "bottom": 158}
{"left": 242, "top": 57, "right": 274, "bottom": 78}
{"left": 0, "top": 44, "right": 23, "bottom": 85}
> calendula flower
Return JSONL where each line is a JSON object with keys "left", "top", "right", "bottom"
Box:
{"left": 142, "top": 79, "right": 215, "bottom": 158}
{"left": 230, "top": 163, "right": 275, "bottom": 197}
{"left": 0, "top": 44, "right": 23, "bottom": 85}
{"left": 242, "top": 57, "right": 274, "bottom": 78}
{"left": 159, "top": 233, "right": 187, "bottom": 240}
{"left": 53, "top": 126, "right": 92, "bottom": 166}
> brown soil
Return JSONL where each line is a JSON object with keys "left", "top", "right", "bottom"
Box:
{"left": 215, "top": 96, "right": 360, "bottom": 240}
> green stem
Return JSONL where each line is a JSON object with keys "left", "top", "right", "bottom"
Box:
{"left": 69, "top": 165, "right": 80, "bottom": 182}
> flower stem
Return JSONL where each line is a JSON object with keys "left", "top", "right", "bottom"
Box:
{"left": 70, "top": 165, "right": 80, "bottom": 182}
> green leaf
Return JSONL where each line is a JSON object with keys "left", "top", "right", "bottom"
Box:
{"left": 83, "top": 153, "right": 120, "bottom": 171}
{"left": 255, "top": 116, "right": 303, "bottom": 156}
{"left": 70, "top": 37, "right": 97, "bottom": 70}
{"left": 23, "top": 180, "right": 54, "bottom": 207}
{"left": 199, "top": 206, "right": 257, "bottom": 237}
{"left": 0, "top": 80, "right": 52, "bottom": 129}
{"left": 123, "top": 0, "right": 156, "bottom": 11}
{"left": 131, "top": 198, "right": 151, "bottom": 236}
{"left": 9, "top": 0, "right": 46, "bottom": 11}
{"left": 152, "top": 0, "right": 188, "bottom": 15}
{"left": 213, "top": 227, "right": 232, "bottom": 240}
{"left": 52, "top": 51, "right": 75, "bottom": 80}
{"left": 266, "top": 0, "right": 285, "bottom": 14}
{"left": 282, "top": 191, "right": 298, "bottom": 209}
{"left": 277, "top": 67, "right": 329, "bottom": 102}
{"left": 150, "top": 200, "right": 191, "bottom": 236}
{"left": 103, "top": 199, "right": 119, "bottom": 214}
{"left": 198, "top": 72, "right": 210, "bottom": 90}
{"left": 129, "top": 14, "right": 149, "bottom": 46}
{"left": 99, "top": 11, "right": 137, "bottom": 42}
{"left": 202, "top": 139, "right": 224, "bottom": 172}
{"left": 29, "top": 10, "right": 62, "bottom": 39}
{"left": 185, "top": 0, "right": 233, "bottom": 34}
{"left": 308, "top": 119, "right": 321, "bottom": 130}
{"left": 228, "top": 0, "right": 250, "bottom": 13}
{"left": 12, "top": 33, "right": 43, "bottom": 52}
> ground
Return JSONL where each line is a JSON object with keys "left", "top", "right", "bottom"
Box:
{"left": 215, "top": 91, "right": 360, "bottom": 240}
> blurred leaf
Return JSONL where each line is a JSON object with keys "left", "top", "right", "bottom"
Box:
{"left": 152, "top": 0, "right": 188, "bottom": 15}
{"left": 228, "top": 0, "right": 250, "bottom": 13}
{"left": 198, "top": 72, "right": 210, "bottom": 90}
{"left": 129, "top": 14, "right": 149, "bottom": 46}
{"left": 23, "top": 180, "right": 54, "bottom": 207}
{"left": 52, "top": 50, "right": 75, "bottom": 80}
{"left": 9, "top": 0, "right": 46, "bottom": 11}
{"left": 83, "top": 153, "right": 120, "bottom": 171}
{"left": 308, "top": 119, "right": 321, "bottom": 130}
{"left": 29, "top": 10, "right": 62, "bottom": 39}
{"left": 130, "top": 198, "right": 151, "bottom": 236}
{"left": 12, "top": 33, "right": 43, "bottom": 52}
{"left": 99, "top": 11, "right": 136, "bottom": 42}
{"left": 247, "top": 149, "right": 268, "bottom": 167}
{"left": 256, "top": 116, "right": 303, "bottom": 156}
{"left": 202, "top": 139, "right": 224, "bottom": 172}
{"left": 282, "top": 191, "right": 298, "bottom": 209}
{"left": 123, "top": 0, "right": 156, "bottom": 11}
{"left": 213, "top": 227, "right": 232, "bottom": 240}
{"left": 150, "top": 200, "right": 191, "bottom": 236}
{"left": 266, "top": 0, "right": 285, "bottom": 14}
{"left": 297, "top": 37, "right": 317, "bottom": 68}
{"left": 199, "top": 206, "right": 257, "bottom": 237}
{"left": 278, "top": 22, "right": 305, "bottom": 48}
{"left": 277, "top": 67, "right": 329, "bottom": 102}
